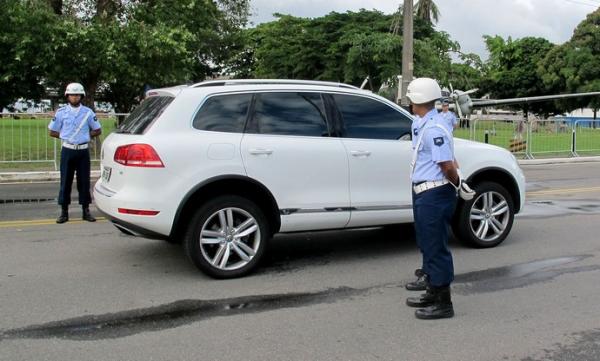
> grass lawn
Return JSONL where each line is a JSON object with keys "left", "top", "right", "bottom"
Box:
{"left": 1, "top": 117, "right": 598, "bottom": 171}
{"left": 455, "top": 120, "right": 600, "bottom": 157}
{"left": 0, "top": 116, "right": 117, "bottom": 171}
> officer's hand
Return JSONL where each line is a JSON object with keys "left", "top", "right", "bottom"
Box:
{"left": 459, "top": 181, "right": 475, "bottom": 201}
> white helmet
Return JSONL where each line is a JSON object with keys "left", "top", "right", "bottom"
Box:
{"left": 64, "top": 82, "right": 86, "bottom": 96}
{"left": 406, "top": 78, "right": 442, "bottom": 104}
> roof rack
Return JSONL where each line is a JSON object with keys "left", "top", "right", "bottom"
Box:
{"left": 190, "top": 79, "right": 358, "bottom": 90}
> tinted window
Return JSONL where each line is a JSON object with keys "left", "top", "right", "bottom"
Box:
{"left": 118, "top": 96, "right": 173, "bottom": 134}
{"left": 252, "top": 93, "right": 328, "bottom": 137}
{"left": 333, "top": 94, "right": 412, "bottom": 140}
{"left": 193, "top": 94, "right": 252, "bottom": 133}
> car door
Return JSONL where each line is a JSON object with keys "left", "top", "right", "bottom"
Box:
{"left": 241, "top": 91, "right": 350, "bottom": 232}
{"left": 331, "top": 93, "right": 415, "bottom": 228}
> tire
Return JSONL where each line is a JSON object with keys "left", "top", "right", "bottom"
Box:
{"left": 453, "top": 181, "right": 515, "bottom": 248}
{"left": 184, "top": 195, "right": 269, "bottom": 278}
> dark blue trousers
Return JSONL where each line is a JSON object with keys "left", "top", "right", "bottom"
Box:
{"left": 58, "top": 147, "right": 91, "bottom": 207}
{"left": 412, "top": 183, "right": 457, "bottom": 287}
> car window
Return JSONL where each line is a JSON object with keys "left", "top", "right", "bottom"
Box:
{"left": 193, "top": 94, "right": 252, "bottom": 133}
{"left": 333, "top": 94, "right": 412, "bottom": 140}
{"left": 251, "top": 92, "right": 329, "bottom": 137}
{"left": 118, "top": 96, "right": 173, "bottom": 134}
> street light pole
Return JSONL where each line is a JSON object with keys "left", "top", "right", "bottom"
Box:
{"left": 400, "top": 0, "right": 413, "bottom": 107}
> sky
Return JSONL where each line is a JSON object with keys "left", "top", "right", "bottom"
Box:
{"left": 249, "top": 0, "right": 598, "bottom": 59}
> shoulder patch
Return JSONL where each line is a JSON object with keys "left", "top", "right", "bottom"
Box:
{"left": 433, "top": 137, "right": 444, "bottom": 146}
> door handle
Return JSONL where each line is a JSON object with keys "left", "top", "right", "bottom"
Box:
{"left": 350, "top": 150, "right": 371, "bottom": 157}
{"left": 249, "top": 148, "right": 274, "bottom": 156}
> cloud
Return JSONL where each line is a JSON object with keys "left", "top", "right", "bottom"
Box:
{"left": 249, "top": 0, "right": 596, "bottom": 58}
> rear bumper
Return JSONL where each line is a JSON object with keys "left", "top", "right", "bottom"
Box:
{"left": 98, "top": 208, "right": 168, "bottom": 240}
{"left": 93, "top": 180, "right": 174, "bottom": 237}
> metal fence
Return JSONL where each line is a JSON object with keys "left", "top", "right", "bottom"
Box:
{"left": 0, "top": 112, "right": 599, "bottom": 170}
{"left": 574, "top": 120, "right": 600, "bottom": 156}
{"left": 0, "top": 112, "right": 122, "bottom": 170}
{"left": 456, "top": 115, "right": 600, "bottom": 159}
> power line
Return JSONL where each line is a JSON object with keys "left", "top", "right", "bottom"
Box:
{"left": 563, "top": 0, "right": 600, "bottom": 8}
{"left": 567, "top": 0, "right": 600, "bottom": 4}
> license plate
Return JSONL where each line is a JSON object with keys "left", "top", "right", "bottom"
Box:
{"left": 102, "top": 166, "right": 112, "bottom": 183}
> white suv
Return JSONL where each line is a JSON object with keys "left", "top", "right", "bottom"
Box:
{"left": 94, "top": 80, "right": 526, "bottom": 278}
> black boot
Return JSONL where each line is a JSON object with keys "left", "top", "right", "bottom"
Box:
{"left": 56, "top": 206, "right": 69, "bottom": 224}
{"left": 406, "top": 268, "right": 428, "bottom": 291}
{"left": 82, "top": 207, "right": 96, "bottom": 222}
{"left": 406, "top": 286, "right": 437, "bottom": 308}
{"left": 415, "top": 286, "right": 454, "bottom": 320}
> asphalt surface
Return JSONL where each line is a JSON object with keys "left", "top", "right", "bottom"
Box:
{"left": 1, "top": 163, "right": 600, "bottom": 361}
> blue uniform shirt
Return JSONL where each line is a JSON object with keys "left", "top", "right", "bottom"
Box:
{"left": 48, "top": 105, "right": 101, "bottom": 144}
{"left": 411, "top": 108, "right": 454, "bottom": 183}
{"left": 440, "top": 110, "right": 457, "bottom": 132}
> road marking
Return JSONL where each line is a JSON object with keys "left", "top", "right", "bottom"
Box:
{"left": 0, "top": 217, "right": 107, "bottom": 228}
{"left": 526, "top": 186, "right": 600, "bottom": 196}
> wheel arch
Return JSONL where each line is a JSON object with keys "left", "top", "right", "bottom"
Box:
{"left": 169, "top": 175, "right": 281, "bottom": 242}
{"left": 466, "top": 167, "right": 521, "bottom": 213}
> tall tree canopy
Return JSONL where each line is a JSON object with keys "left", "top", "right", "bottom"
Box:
{"left": 480, "top": 35, "right": 557, "bottom": 115}
{"left": 0, "top": 1, "right": 56, "bottom": 108}
{"left": 232, "top": 10, "right": 462, "bottom": 91}
{"left": 415, "top": 0, "right": 440, "bottom": 25}
{"left": 0, "top": 0, "right": 250, "bottom": 111}
{"left": 539, "top": 7, "right": 600, "bottom": 111}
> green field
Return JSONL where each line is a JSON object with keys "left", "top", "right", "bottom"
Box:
{"left": 0, "top": 116, "right": 117, "bottom": 171}
{"left": 1, "top": 117, "right": 599, "bottom": 171}
{"left": 455, "top": 119, "right": 600, "bottom": 157}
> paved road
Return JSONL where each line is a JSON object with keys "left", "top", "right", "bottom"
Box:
{"left": 1, "top": 164, "right": 600, "bottom": 360}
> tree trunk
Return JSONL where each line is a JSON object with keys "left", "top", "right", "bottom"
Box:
{"left": 96, "top": 0, "right": 119, "bottom": 21}
{"left": 47, "top": 0, "right": 62, "bottom": 15}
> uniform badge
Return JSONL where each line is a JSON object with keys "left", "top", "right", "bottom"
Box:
{"left": 413, "top": 128, "right": 418, "bottom": 136}
{"left": 434, "top": 137, "right": 444, "bottom": 146}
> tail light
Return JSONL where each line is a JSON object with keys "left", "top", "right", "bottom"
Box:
{"left": 114, "top": 144, "right": 164, "bottom": 167}
{"left": 118, "top": 208, "right": 160, "bottom": 216}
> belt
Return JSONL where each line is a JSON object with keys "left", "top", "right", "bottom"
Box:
{"left": 413, "top": 179, "right": 449, "bottom": 195}
{"left": 62, "top": 142, "right": 89, "bottom": 150}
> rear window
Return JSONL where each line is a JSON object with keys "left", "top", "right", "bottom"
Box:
{"left": 117, "top": 96, "right": 173, "bottom": 134}
{"left": 193, "top": 94, "right": 252, "bottom": 133}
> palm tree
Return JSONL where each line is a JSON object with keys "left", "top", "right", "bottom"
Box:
{"left": 415, "top": 0, "right": 440, "bottom": 25}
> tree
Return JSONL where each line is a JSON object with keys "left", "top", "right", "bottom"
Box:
{"left": 233, "top": 9, "right": 447, "bottom": 90}
{"left": 344, "top": 32, "right": 403, "bottom": 88}
{"left": 539, "top": 7, "right": 600, "bottom": 112}
{"left": 415, "top": 0, "right": 440, "bottom": 25}
{"left": 0, "top": 1, "right": 57, "bottom": 109}
{"left": 0, "top": 0, "right": 250, "bottom": 112}
{"left": 481, "top": 35, "right": 557, "bottom": 115}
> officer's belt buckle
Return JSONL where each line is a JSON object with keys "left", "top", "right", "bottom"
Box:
{"left": 413, "top": 179, "right": 449, "bottom": 195}
{"left": 63, "top": 142, "right": 89, "bottom": 150}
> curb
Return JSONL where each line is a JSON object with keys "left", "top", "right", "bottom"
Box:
{"left": 0, "top": 171, "right": 101, "bottom": 183}
{"left": 518, "top": 156, "right": 600, "bottom": 165}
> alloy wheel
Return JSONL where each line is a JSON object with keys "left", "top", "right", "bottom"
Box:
{"left": 469, "top": 191, "right": 510, "bottom": 243}
{"left": 198, "top": 207, "right": 261, "bottom": 271}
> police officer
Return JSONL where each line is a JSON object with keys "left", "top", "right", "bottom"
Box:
{"left": 404, "top": 78, "right": 462, "bottom": 319}
{"left": 440, "top": 99, "right": 458, "bottom": 132}
{"left": 48, "top": 83, "right": 102, "bottom": 224}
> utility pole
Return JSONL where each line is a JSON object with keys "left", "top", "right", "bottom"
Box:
{"left": 400, "top": 0, "right": 413, "bottom": 107}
